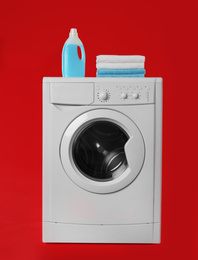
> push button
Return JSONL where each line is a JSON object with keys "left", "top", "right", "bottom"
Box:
{"left": 121, "top": 93, "right": 128, "bottom": 99}
{"left": 132, "top": 93, "right": 139, "bottom": 99}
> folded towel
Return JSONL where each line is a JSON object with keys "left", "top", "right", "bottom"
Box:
{"left": 96, "top": 55, "right": 145, "bottom": 63}
{"left": 96, "top": 74, "right": 145, "bottom": 77}
{"left": 96, "top": 62, "right": 144, "bottom": 69}
{"left": 97, "top": 68, "right": 146, "bottom": 75}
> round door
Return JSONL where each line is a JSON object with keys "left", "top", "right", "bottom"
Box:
{"left": 60, "top": 109, "right": 145, "bottom": 194}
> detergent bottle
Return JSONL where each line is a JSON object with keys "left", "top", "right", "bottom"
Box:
{"left": 62, "top": 28, "right": 85, "bottom": 77}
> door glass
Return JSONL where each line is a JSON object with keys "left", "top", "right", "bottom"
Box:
{"left": 72, "top": 121, "right": 129, "bottom": 182}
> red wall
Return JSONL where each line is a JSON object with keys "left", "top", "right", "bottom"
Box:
{"left": 0, "top": 0, "right": 198, "bottom": 259}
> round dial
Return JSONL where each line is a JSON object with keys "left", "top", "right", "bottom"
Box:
{"left": 99, "top": 91, "right": 109, "bottom": 101}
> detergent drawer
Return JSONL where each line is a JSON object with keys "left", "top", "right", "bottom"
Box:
{"left": 50, "top": 82, "right": 94, "bottom": 105}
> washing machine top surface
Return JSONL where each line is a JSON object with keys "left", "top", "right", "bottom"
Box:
{"left": 44, "top": 77, "right": 162, "bottom": 106}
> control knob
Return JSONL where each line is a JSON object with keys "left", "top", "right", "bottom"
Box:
{"left": 132, "top": 92, "right": 139, "bottom": 99}
{"left": 121, "top": 92, "right": 128, "bottom": 99}
{"left": 99, "top": 91, "right": 109, "bottom": 101}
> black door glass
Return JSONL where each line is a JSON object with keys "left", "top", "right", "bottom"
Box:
{"left": 72, "top": 121, "right": 129, "bottom": 182}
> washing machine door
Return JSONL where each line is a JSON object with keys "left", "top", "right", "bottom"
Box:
{"left": 60, "top": 109, "right": 145, "bottom": 194}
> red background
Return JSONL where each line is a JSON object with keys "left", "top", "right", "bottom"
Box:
{"left": 0, "top": 0, "right": 198, "bottom": 259}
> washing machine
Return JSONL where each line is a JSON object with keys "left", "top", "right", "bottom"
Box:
{"left": 42, "top": 77, "right": 162, "bottom": 243}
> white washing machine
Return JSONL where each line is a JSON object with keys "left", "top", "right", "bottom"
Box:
{"left": 42, "top": 77, "right": 162, "bottom": 243}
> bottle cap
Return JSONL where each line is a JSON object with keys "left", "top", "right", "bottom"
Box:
{"left": 69, "top": 28, "right": 78, "bottom": 37}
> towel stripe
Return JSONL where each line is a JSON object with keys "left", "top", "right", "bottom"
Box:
{"left": 97, "top": 68, "right": 146, "bottom": 75}
{"left": 96, "top": 74, "right": 145, "bottom": 78}
{"left": 96, "top": 62, "right": 144, "bottom": 69}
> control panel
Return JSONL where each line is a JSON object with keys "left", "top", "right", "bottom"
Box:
{"left": 94, "top": 82, "right": 155, "bottom": 105}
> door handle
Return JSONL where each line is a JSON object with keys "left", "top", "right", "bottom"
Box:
{"left": 124, "top": 135, "right": 145, "bottom": 173}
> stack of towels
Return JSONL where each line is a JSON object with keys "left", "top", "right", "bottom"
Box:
{"left": 96, "top": 55, "right": 145, "bottom": 77}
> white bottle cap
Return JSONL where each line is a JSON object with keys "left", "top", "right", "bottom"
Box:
{"left": 69, "top": 28, "right": 78, "bottom": 37}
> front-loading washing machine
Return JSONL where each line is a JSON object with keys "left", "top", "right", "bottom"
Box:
{"left": 42, "top": 77, "right": 162, "bottom": 243}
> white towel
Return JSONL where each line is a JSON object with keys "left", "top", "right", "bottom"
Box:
{"left": 96, "top": 55, "right": 145, "bottom": 63}
{"left": 96, "top": 62, "right": 144, "bottom": 69}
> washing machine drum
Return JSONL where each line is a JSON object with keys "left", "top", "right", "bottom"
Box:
{"left": 60, "top": 109, "right": 145, "bottom": 194}
{"left": 73, "top": 121, "right": 128, "bottom": 182}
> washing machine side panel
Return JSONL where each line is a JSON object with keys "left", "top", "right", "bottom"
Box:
{"left": 42, "top": 82, "right": 51, "bottom": 222}
{"left": 49, "top": 105, "right": 155, "bottom": 225}
{"left": 154, "top": 78, "right": 163, "bottom": 223}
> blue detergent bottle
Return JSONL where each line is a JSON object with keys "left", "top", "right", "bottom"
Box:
{"left": 62, "top": 28, "right": 85, "bottom": 77}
